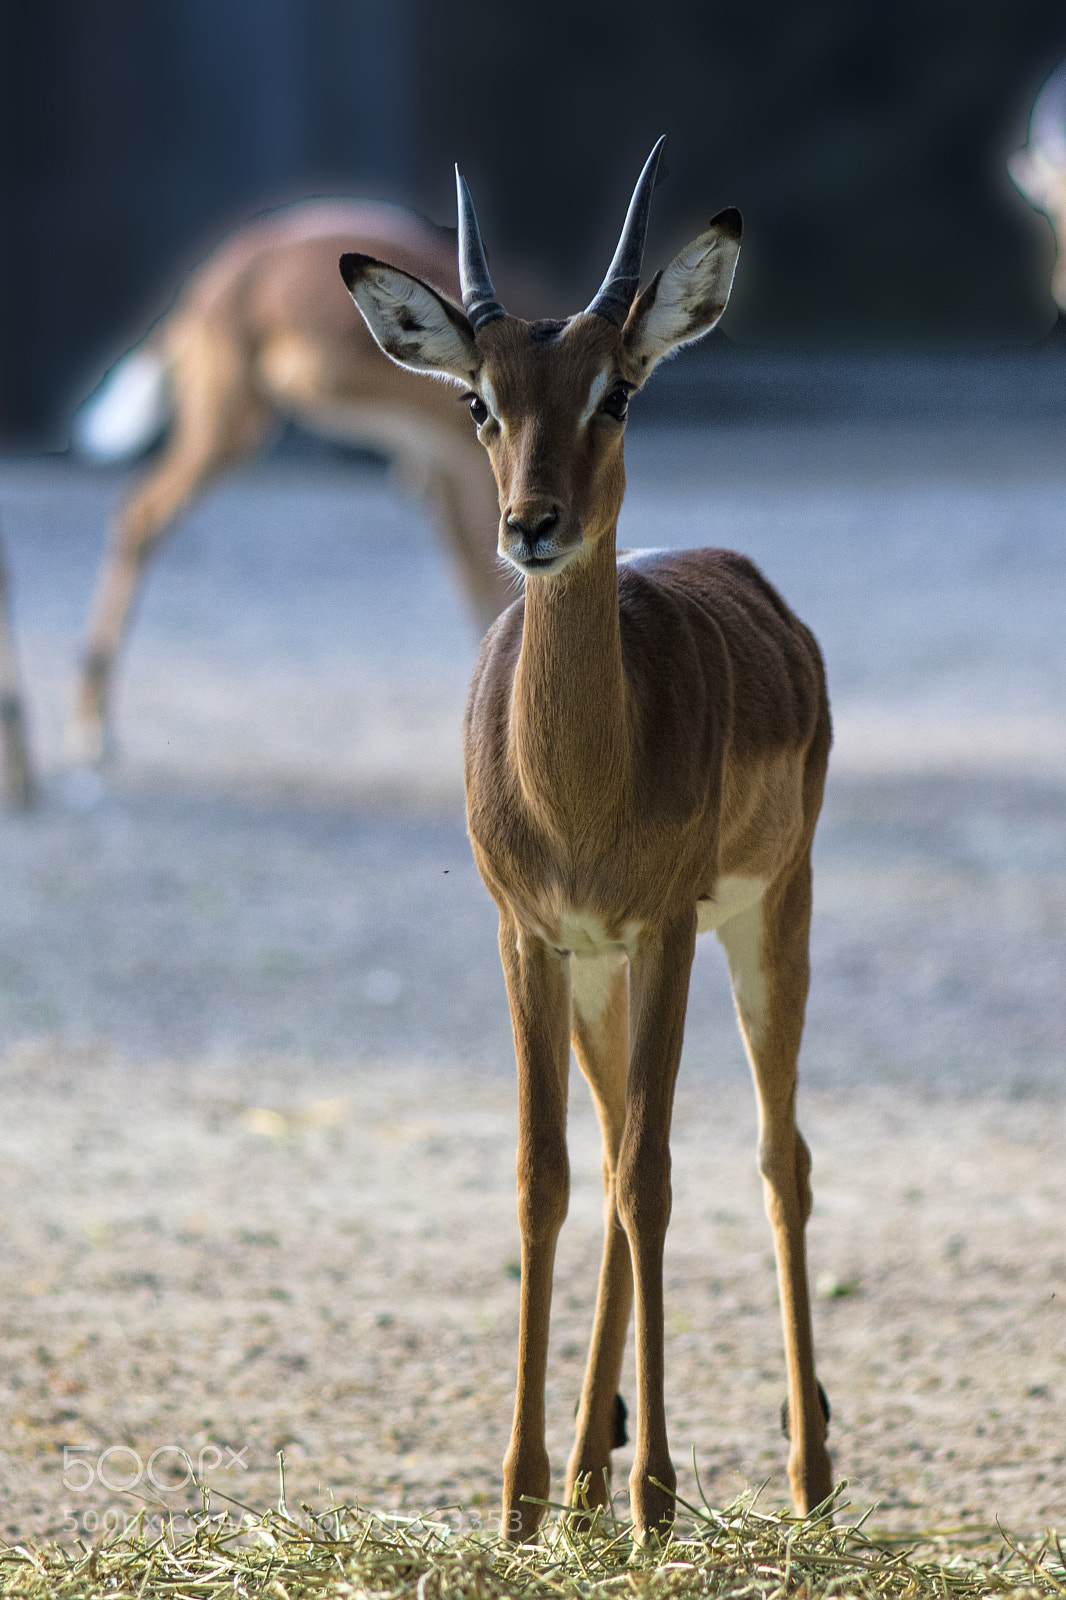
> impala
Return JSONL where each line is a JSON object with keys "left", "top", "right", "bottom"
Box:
{"left": 69, "top": 199, "right": 513, "bottom": 764}
{"left": 342, "top": 141, "right": 833, "bottom": 1542}
{"left": 1009, "top": 59, "right": 1066, "bottom": 310}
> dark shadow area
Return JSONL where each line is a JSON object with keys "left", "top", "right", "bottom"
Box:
{"left": 4, "top": 1, "right": 1066, "bottom": 442}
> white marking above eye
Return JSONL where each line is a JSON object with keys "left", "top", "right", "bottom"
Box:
{"left": 479, "top": 375, "right": 502, "bottom": 424}
{"left": 578, "top": 368, "right": 611, "bottom": 427}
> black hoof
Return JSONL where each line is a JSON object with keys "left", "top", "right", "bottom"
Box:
{"left": 613, "top": 1392, "right": 628, "bottom": 1450}
{"left": 571, "top": 1391, "right": 629, "bottom": 1450}
{"left": 780, "top": 1381, "right": 830, "bottom": 1438}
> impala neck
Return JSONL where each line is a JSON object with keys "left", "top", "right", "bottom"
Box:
{"left": 511, "top": 520, "right": 631, "bottom": 827}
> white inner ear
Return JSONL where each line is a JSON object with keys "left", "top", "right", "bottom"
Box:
{"left": 347, "top": 265, "right": 480, "bottom": 386}
{"left": 625, "top": 226, "right": 741, "bottom": 383}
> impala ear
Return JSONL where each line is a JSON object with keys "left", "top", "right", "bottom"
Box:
{"left": 340, "top": 253, "right": 481, "bottom": 385}
{"left": 622, "top": 208, "right": 742, "bottom": 385}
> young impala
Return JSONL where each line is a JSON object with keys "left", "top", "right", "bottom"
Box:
{"left": 342, "top": 141, "right": 833, "bottom": 1542}
{"left": 69, "top": 200, "right": 512, "bottom": 765}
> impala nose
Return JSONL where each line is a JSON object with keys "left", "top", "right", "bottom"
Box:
{"left": 502, "top": 501, "right": 570, "bottom": 571}
{"left": 506, "top": 507, "right": 559, "bottom": 546}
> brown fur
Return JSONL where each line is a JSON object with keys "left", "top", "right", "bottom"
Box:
{"left": 70, "top": 201, "right": 512, "bottom": 763}
{"left": 342, "top": 209, "right": 833, "bottom": 1543}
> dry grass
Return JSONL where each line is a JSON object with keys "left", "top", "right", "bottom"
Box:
{"left": 0, "top": 1471, "right": 1063, "bottom": 1600}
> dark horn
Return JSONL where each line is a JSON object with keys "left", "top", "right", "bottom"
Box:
{"left": 584, "top": 135, "right": 667, "bottom": 326}
{"left": 1030, "top": 60, "right": 1066, "bottom": 167}
{"left": 455, "top": 167, "right": 507, "bottom": 330}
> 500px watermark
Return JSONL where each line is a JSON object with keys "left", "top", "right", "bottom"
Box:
{"left": 60, "top": 1506, "right": 236, "bottom": 1540}
{"left": 62, "top": 1444, "right": 250, "bottom": 1495}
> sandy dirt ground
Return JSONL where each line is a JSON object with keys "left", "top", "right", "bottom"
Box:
{"left": 0, "top": 419, "right": 1063, "bottom": 1543}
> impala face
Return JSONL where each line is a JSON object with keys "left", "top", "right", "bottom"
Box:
{"left": 340, "top": 137, "right": 741, "bottom": 585}
{"left": 466, "top": 313, "right": 630, "bottom": 576}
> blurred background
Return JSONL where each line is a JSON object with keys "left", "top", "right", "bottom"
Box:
{"left": 0, "top": 0, "right": 1065, "bottom": 1540}
{"left": 4, "top": 0, "right": 1066, "bottom": 443}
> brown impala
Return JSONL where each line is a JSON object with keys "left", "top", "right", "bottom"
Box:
{"left": 69, "top": 200, "right": 511, "bottom": 765}
{"left": 342, "top": 141, "right": 833, "bottom": 1543}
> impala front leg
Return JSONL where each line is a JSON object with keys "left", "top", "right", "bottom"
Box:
{"left": 498, "top": 914, "right": 572, "bottom": 1542}
{"left": 567, "top": 954, "right": 633, "bottom": 1515}
{"left": 617, "top": 914, "right": 696, "bottom": 1541}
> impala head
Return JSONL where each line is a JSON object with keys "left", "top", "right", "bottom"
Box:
{"left": 340, "top": 140, "right": 741, "bottom": 578}
{"left": 1009, "top": 60, "right": 1066, "bottom": 309}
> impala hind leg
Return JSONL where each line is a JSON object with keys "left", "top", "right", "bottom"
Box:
{"left": 717, "top": 860, "right": 833, "bottom": 1515}
{"left": 498, "top": 915, "right": 572, "bottom": 1542}
{"left": 566, "top": 953, "right": 633, "bottom": 1516}
{"left": 70, "top": 326, "right": 269, "bottom": 764}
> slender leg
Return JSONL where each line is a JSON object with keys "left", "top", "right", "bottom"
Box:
{"left": 616, "top": 914, "right": 696, "bottom": 1540}
{"left": 69, "top": 325, "right": 269, "bottom": 764}
{"left": 566, "top": 953, "right": 633, "bottom": 1512}
{"left": 424, "top": 441, "right": 512, "bottom": 631}
{"left": 717, "top": 856, "right": 833, "bottom": 1514}
{"left": 498, "top": 913, "right": 572, "bottom": 1542}
{"left": 0, "top": 532, "right": 36, "bottom": 810}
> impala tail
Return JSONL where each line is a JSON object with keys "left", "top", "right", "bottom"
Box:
{"left": 71, "top": 343, "right": 172, "bottom": 463}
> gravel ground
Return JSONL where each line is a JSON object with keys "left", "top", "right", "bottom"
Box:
{"left": 0, "top": 419, "right": 1063, "bottom": 1541}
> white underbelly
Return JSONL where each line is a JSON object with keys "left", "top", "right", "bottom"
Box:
{"left": 289, "top": 399, "right": 462, "bottom": 467}
{"left": 564, "top": 878, "right": 767, "bottom": 1032}
{"left": 696, "top": 874, "right": 768, "bottom": 932}
{"left": 552, "top": 909, "right": 642, "bottom": 957}
{"left": 544, "top": 875, "right": 767, "bottom": 959}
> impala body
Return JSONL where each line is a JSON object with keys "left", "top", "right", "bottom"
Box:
{"left": 70, "top": 199, "right": 510, "bottom": 764}
{"left": 343, "top": 143, "right": 833, "bottom": 1542}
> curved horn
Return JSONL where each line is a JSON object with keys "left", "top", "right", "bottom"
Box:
{"left": 1030, "top": 59, "right": 1066, "bottom": 168}
{"left": 584, "top": 135, "right": 667, "bottom": 325}
{"left": 455, "top": 167, "right": 507, "bottom": 330}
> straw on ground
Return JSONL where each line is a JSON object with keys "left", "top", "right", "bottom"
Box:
{"left": 0, "top": 1480, "right": 1063, "bottom": 1600}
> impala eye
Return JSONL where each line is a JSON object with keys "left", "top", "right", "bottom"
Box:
{"left": 469, "top": 394, "right": 489, "bottom": 426}
{"left": 600, "top": 386, "right": 629, "bottom": 422}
